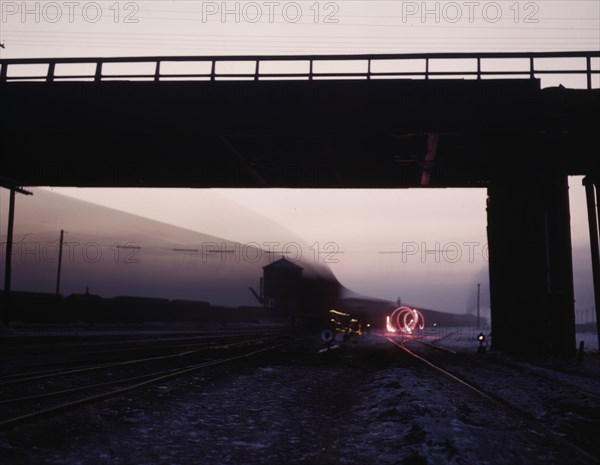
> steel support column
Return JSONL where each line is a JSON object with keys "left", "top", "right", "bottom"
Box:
{"left": 546, "top": 175, "right": 576, "bottom": 355}
{"left": 583, "top": 176, "right": 600, "bottom": 347}
{"left": 487, "top": 172, "right": 575, "bottom": 355}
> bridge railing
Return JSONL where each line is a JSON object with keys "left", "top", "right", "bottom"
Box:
{"left": 1, "top": 51, "right": 598, "bottom": 89}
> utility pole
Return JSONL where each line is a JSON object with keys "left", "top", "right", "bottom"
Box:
{"left": 56, "top": 230, "right": 64, "bottom": 297}
{"left": 477, "top": 283, "right": 481, "bottom": 329}
{"left": 2, "top": 180, "right": 33, "bottom": 294}
{"left": 1, "top": 178, "right": 34, "bottom": 325}
{"left": 4, "top": 189, "right": 16, "bottom": 296}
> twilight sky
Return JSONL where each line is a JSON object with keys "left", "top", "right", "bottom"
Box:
{"left": 0, "top": 1, "right": 598, "bottom": 316}
{"left": 1, "top": 1, "right": 598, "bottom": 57}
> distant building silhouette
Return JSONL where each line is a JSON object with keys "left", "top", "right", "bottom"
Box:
{"left": 262, "top": 257, "right": 303, "bottom": 317}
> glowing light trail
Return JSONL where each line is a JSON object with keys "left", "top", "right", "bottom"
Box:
{"left": 386, "top": 316, "right": 396, "bottom": 333}
{"left": 386, "top": 306, "right": 425, "bottom": 334}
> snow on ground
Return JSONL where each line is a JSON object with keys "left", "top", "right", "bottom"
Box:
{"left": 405, "top": 326, "right": 600, "bottom": 403}
{"left": 2, "top": 331, "right": 597, "bottom": 465}
{"left": 2, "top": 322, "right": 596, "bottom": 352}
{"left": 397, "top": 326, "right": 598, "bottom": 353}
{"left": 574, "top": 330, "right": 599, "bottom": 352}
{"left": 409, "top": 325, "right": 599, "bottom": 353}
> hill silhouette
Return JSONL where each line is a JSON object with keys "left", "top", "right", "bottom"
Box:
{"left": 1, "top": 188, "right": 335, "bottom": 307}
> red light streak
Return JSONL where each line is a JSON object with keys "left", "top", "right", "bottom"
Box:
{"left": 386, "top": 306, "right": 425, "bottom": 334}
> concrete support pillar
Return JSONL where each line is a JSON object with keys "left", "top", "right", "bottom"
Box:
{"left": 487, "top": 172, "right": 575, "bottom": 356}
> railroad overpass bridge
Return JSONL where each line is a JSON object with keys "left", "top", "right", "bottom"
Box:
{"left": 1, "top": 51, "right": 599, "bottom": 355}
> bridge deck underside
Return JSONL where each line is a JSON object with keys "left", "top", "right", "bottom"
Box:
{"left": 1, "top": 79, "right": 598, "bottom": 188}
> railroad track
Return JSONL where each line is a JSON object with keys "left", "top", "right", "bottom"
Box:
{"left": 0, "top": 328, "right": 286, "bottom": 374}
{"left": 0, "top": 334, "right": 296, "bottom": 430}
{"left": 0, "top": 329, "right": 287, "bottom": 380}
{"left": 387, "top": 335, "right": 600, "bottom": 464}
{"left": 0, "top": 335, "right": 274, "bottom": 386}
{"left": 420, "top": 334, "right": 600, "bottom": 400}
{"left": 405, "top": 330, "right": 600, "bottom": 401}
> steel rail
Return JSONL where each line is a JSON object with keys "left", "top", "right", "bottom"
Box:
{"left": 0, "top": 338, "right": 295, "bottom": 429}
{"left": 387, "top": 336, "right": 600, "bottom": 464}
{"left": 0, "top": 335, "right": 278, "bottom": 386}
